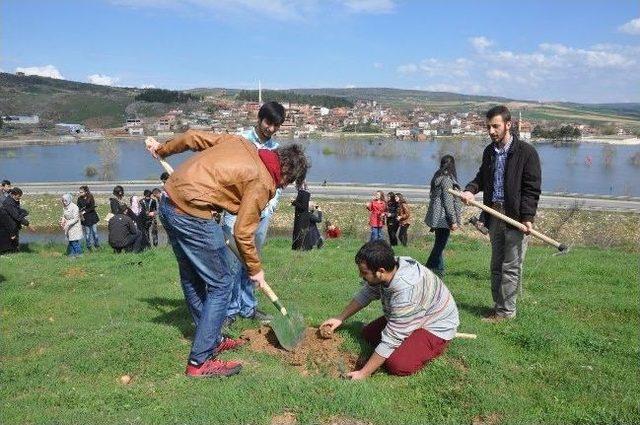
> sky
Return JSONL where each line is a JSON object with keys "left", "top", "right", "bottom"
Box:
{"left": 1, "top": 0, "right": 639, "bottom": 103}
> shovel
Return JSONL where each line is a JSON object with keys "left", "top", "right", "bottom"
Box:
{"left": 447, "top": 188, "right": 568, "bottom": 253}
{"left": 145, "top": 137, "right": 305, "bottom": 350}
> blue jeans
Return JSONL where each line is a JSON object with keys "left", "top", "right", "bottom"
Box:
{"left": 370, "top": 226, "right": 383, "bottom": 242}
{"left": 222, "top": 211, "right": 271, "bottom": 318}
{"left": 68, "top": 240, "right": 83, "bottom": 256}
{"left": 159, "top": 197, "right": 232, "bottom": 365}
{"left": 426, "top": 228, "right": 450, "bottom": 276}
{"left": 83, "top": 224, "right": 100, "bottom": 249}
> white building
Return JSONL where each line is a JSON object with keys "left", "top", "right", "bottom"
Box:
{"left": 418, "top": 121, "right": 430, "bottom": 128}
{"left": 396, "top": 128, "right": 411, "bottom": 137}
{"left": 423, "top": 129, "right": 438, "bottom": 136}
{"left": 450, "top": 118, "right": 461, "bottom": 127}
{"left": 2, "top": 115, "right": 40, "bottom": 125}
{"left": 320, "top": 107, "right": 330, "bottom": 116}
{"left": 55, "top": 123, "right": 85, "bottom": 134}
{"left": 125, "top": 118, "right": 142, "bottom": 128}
{"left": 127, "top": 127, "right": 144, "bottom": 136}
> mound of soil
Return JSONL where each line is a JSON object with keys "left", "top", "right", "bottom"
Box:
{"left": 242, "top": 326, "right": 357, "bottom": 378}
{"left": 63, "top": 267, "right": 87, "bottom": 278}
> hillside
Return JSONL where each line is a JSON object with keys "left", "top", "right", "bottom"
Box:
{"left": 2, "top": 73, "right": 640, "bottom": 130}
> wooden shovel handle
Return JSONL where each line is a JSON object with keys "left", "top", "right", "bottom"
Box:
{"left": 260, "top": 282, "right": 288, "bottom": 316}
{"left": 455, "top": 332, "right": 477, "bottom": 339}
{"left": 448, "top": 189, "right": 567, "bottom": 252}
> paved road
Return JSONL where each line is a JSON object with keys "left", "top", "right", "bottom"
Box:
{"left": 16, "top": 181, "right": 640, "bottom": 213}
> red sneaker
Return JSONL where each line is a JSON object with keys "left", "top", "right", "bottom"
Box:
{"left": 215, "top": 336, "right": 246, "bottom": 354}
{"left": 185, "top": 358, "right": 242, "bottom": 378}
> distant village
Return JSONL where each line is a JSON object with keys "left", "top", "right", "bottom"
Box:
{"left": 2, "top": 94, "right": 629, "bottom": 142}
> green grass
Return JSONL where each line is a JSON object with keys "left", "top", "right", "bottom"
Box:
{"left": 1, "top": 237, "right": 639, "bottom": 424}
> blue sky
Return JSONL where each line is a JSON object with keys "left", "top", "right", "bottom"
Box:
{"left": 2, "top": 0, "right": 639, "bottom": 103}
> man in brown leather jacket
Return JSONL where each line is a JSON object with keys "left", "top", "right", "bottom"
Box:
{"left": 147, "top": 131, "right": 310, "bottom": 377}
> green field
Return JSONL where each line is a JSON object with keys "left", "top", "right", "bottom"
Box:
{"left": 1, "top": 235, "right": 638, "bottom": 424}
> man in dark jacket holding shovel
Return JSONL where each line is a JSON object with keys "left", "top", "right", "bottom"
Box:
{"left": 460, "top": 105, "right": 541, "bottom": 322}
{"left": 146, "top": 130, "right": 310, "bottom": 378}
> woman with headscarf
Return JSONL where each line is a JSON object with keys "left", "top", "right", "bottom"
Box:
{"left": 129, "top": 195, "right": 150, "bottom": 249}
{"left": 385, "top": 191, "right": 399, "bottom": 246}
{"left": 424, "top": 155, "right": 463, "bottom": 277}
{"left": 60, "top": 193, "right": 83, "bottom": 258}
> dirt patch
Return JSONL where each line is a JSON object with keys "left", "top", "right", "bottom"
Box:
{"left": 322, "top": 416, "right": 372, "bottom": 425}
{"left": 271, "top": 412, "right": 297, "bottom": 425}
{"left": 242, "top": 326, "right": 357, "bottom": 378}
{"left": 448, "top": 356, "right": 469, "bottom": 373}
{"left": 471, "top": 413, "right": 503, "bottom": 425}
{"left": 62, "top": 267, "right": 87, "bottom": 278}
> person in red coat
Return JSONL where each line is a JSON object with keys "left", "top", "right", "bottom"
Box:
{"left": 365, "top": 191, "right": 387, "bottom": 242}
{"left": 325, "top": 221, "right": 342, "bottom": 239}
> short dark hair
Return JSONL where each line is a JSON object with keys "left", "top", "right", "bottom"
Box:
{"left": 9, "top": 187, "right": 23, "bottom": 196}
{"left": 143, "top": 189, "right": 152, "bottom": 197}
{"left": 486, "top": 105, "right": 511, "bottom": 122}
{"left": 113, "top": 185, "right": 124, "bottom": 197}
{"left": 1, "top": 180, "right": 10, "bottom": 186}
{"left": 355, "top": 240, "right": 396, "bottom": 272}
{"left": 258, "top": 101, "right": 286, "bottom": 125}
{"left": 152, "top": 187, "right": 161, "bottom": 194}
{"left": 117, "top": 203, "right": 129, "bottom": 214}
{"left": 160, "top": 172, "right": 170, "bottom": 182}
{"left": 276, "top": 143, "right": 310, "bottom": 187}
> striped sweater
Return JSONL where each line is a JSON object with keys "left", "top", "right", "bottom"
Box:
{"left": 354, "top": 257, "right": 459, "bottom": 358}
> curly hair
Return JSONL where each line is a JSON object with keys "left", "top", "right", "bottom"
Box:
{"left": 276, "top": 144, "right": 311, "bottom": 187}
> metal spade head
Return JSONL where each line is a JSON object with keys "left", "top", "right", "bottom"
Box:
{"left": 269, "top": 308, "right": 306, "bottom": 351}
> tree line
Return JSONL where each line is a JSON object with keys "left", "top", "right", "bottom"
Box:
{"left": 236, "top": 90, "right": 353, "bottom": 108}
{"left": 531, "top": 125, "right": 581, "bottom": 141}
{"left": 135, "top": 89, "right": 201, "bottom": 104}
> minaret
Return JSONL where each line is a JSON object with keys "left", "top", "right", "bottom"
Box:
{"left": 518, "top": 111, "right": 522, "bottom": 133}
{"left": 258, "top": 80, "right": 262, "bottom": 105}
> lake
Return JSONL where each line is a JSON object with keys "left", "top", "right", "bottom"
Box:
{"left": 1, "top": 138, "right": 639, "bottom": 196}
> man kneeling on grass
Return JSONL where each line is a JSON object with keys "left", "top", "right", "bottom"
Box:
{"left": 322, "top": 240, "right": 459, "bottom": 379}
{"left": 146, "top": 131, "right": 310, "bottom": 378}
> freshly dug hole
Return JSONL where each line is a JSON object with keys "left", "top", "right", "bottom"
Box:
{"left": 242, "top": 326, "right": 357, "bottom": 377}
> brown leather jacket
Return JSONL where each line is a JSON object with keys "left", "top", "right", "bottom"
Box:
{"left": 398, "top": 202, "right": 411, "bottom": 226}
{"left": 157, "top": 130, "right": 276, "bottom": 275}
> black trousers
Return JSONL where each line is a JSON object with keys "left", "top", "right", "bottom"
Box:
{"left": 398, "top": 224, "right": 409, "bottom": 246}
{"left": 387, "top": 219, "right": 399, "bottom": 246}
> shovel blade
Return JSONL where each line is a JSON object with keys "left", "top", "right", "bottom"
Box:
{"left": 269, "top": 309, "right": 305, "bottom": 351}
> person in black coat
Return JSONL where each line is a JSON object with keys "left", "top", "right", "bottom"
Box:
{"left": 385, "top": 191, "right": 399, "bottom": 246}
{"left": 109, "top": 185, "right": 126, "bottom": 215}
{"left": 291, "top": 187, "right": 311, "bottom": 250}
{"left": 77, "top": 185, "right": 101, "bottom": 250}
{"left": 461, "top": 105, "right": 541, "bottom": 322}
{"left": 0, "top": 188, "right": 33, "bottom": 253}
{"left": 108, "top": 204, "right": 146, "bottom": 253}
{"left": 308, "top": 203, "right": 324, "bottom": 249}
{"left": 139, "top": 189, "right": 159, "bottom": 247}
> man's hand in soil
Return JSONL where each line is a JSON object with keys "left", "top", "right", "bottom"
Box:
{"left": 320, "top": 318, "right": 342, "bottom": 332}
{"left": 347, "top": 352, "right": 386, "bottom": 381}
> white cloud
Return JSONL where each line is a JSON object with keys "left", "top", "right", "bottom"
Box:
{"left": 396, "top": 39, "right": 640, "bottom": 101}
{"left": 140, "top": 84, "right": 156, "bottom": 88}
{"left": 87, "top": 74, "right": 119, "bottom": 86}
{"left": 373, "top": 62, "right": 384, "bottom": 69}
{"left": 15, "top": 65, "right": 64, "bottom": 79}
{"left": 110, "top": 0, "right": 396, "bottom": 21}
{"left": 396, "top": 63, "right": 418, "bottom": 75}
{"left": 486, "top": 69, "right": 510, "bottom": 80}
{"left": 345, "top": 84, "right": 357, "bottom": 88}
{"left": 469, "top": 36, "right": 493, "bottom": 52}
{"left": 341, "top": 0, "right": 395, "bottom": 14}
{"left": 619, "top": 18, "right": 640, "bottom": 35}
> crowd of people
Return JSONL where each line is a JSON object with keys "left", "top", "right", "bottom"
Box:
{"left": 1, "top": 103, "right": 541, "bottom": 380}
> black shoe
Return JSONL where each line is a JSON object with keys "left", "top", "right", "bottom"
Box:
{"left": 250, "top": 309, "right": 272, "bottom": 324}
{"left": 221, "top": 315, "right": 237, "bottom": 332}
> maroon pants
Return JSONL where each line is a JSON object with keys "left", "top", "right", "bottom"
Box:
{"left": 362, "top": 316, "right": 449, "bottom": 376}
